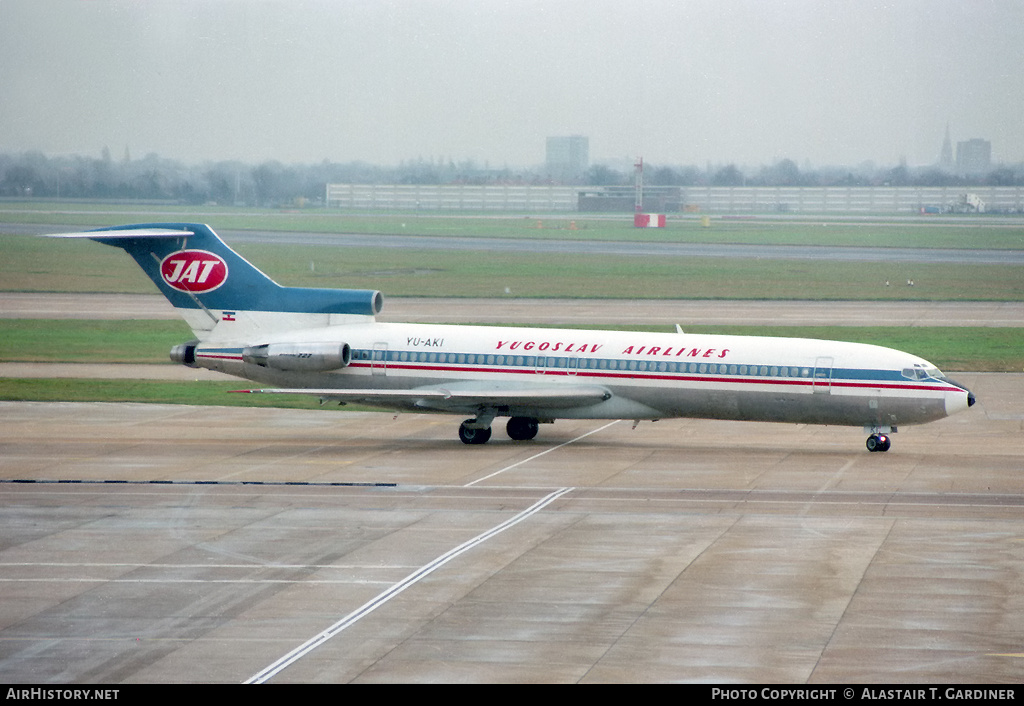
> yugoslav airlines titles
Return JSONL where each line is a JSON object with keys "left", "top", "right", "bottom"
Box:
{"left": 496, "top": 339, "right": 728, "bottom": 358}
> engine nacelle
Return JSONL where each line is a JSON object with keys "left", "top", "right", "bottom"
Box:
{"left": 169, "top": 341, "right": 198, "bottom": 368}
{"left": 242, "top": 342, "right": 352, "bottom": 372}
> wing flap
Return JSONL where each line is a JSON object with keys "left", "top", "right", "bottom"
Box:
{"left": 233, "top": 383, "right": 612, "bottom": 410}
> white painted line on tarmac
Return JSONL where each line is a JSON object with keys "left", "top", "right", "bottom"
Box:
{"left": 244, "top": 485, "right": 575, "bottom": 684}
{"left": 465, "top": 420, "right": 621, "bottom": 487}
{"left": 0, "top": 578, "right": 398, "bottom": 585}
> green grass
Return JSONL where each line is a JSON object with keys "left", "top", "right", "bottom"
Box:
{"left": 0, "top": 378, "right": 330, "bottom": 409}
{"left": 3, "top": 200, "right": 1024, "bottom": 249}
{"left": 0, "top": 320, "right": 193, "bottom": 363}
{"left": 2, "top": 319, "right": 1021, "bottom": 372}
{"left": 4, "top": 202, "right": 1023, "bottom": 300}
{"left": 0, "top": 234, "right": 157, "bottom": 293}
{"left": 3, "top": 234, "right": 1023, "bottom": 301}
{"left": 246, "top": 244, "right": 1023, "bottom": 301}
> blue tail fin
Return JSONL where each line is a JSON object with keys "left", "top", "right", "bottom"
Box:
{"left": 52, "top": 223, "right": 382, "bottom": 338}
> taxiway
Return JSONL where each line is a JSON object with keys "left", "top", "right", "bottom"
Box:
{"left": 2, "top": 291, "right": 1022, "bottom": 683}
{"left": 0, "top": 371, "right": 1022, "bottom": 683}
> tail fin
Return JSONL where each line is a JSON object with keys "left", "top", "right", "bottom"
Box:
{"left": 48, "top": 223, "right": 382, "bottom": 339}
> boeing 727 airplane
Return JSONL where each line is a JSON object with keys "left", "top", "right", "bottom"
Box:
{"left": 49, "top": 223, "right": 975, "bottom": 451}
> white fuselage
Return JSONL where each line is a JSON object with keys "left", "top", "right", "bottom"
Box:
{"left": 192, "top": 321, "right": 972, "bottom": 429}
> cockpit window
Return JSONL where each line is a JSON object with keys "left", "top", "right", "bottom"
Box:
{"left": 902, "top": 366, "right": 945, "bottom": 381}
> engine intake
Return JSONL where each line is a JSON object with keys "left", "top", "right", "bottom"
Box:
{"left": 242, "top": 342, "right": 352, "bottom": 372}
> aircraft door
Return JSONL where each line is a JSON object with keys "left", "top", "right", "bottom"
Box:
{"left": 372, "top": 342, "right": 388, "bottom": 376}
{"left": 812, "top": 356, "right": 833, "bottom": 394}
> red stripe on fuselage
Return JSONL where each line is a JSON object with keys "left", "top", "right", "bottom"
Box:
{"left": 346, "top": 361, "right": 952, "bottom": 394}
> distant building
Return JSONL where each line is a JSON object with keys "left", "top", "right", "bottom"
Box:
{"left": 938, "top": 124, "right": 954, "bottom": 172}
{"left": 546, "top": 135, "right": 589, "bottom": 183}
{"left": 956, "top": 138, "right": 991, "bottom": 175}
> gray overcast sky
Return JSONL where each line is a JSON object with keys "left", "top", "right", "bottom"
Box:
{"left": 2, "top": 0, "right": 1022, "bottom": 169}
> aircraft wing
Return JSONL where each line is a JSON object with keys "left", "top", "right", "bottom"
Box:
{"left": 232, "top": 382, "right": 612, "bottom": 411}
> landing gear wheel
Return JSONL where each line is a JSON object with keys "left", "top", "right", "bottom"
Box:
{"left": 459, "top": 420, "right": 492, "bottom": 445}
{"left": 866, "top": 434, "right": 891, "bottom": 452}
{"left": 506, "top": 417, "right": 539, "bottom": 441}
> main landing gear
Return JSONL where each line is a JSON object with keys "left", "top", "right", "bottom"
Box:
{"left": 459, "top": 416, "right": 540, "bottom": 445}
{"left": 458, "top": 422, "right": 492, "bottom": 445}
{"left": 866, "top": 433, "right": 891, "bottom": 452}
{"left": 506, "top": 416, "right": 539, "bottom": 441}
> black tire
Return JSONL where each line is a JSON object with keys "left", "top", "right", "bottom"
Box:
{"left": 866, "top": 434, "right": 891, "bottom": 452}
{"left": 459, "top": 420, "right": 492, "bottom": 445}
{"left": 506, "top": 417, "right": 539, "bottom": 441}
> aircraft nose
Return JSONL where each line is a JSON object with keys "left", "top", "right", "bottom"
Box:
{"left": 942, "top": 379, "right": 975, "bottom": 417}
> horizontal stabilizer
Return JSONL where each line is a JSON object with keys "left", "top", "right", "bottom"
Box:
{"left": 42, "top": 227, "right": 196, "bottom": 239}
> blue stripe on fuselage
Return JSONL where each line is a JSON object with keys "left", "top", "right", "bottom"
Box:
{"left": 336, "top": 348, "right": 952, "bottom": 393}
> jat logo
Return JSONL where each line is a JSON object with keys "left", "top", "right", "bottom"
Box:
{"left": 160, "top": 250, "right": 228, "bottom": 293}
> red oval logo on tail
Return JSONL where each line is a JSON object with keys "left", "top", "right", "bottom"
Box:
{"left": 160, "top": 250, "right": 228, "bottom": 293}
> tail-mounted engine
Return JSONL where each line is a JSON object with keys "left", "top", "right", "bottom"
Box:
{"left": 169, "top": 341, "right": 199, "bottom": 368}
{"left": 241, "top": 342, "right": 352, "bottom": 372}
